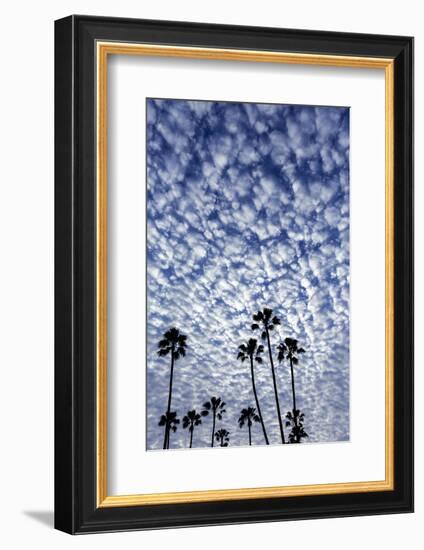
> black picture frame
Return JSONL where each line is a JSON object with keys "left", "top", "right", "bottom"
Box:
{"left": 55, "top": 14, "right": 413, "bottom": 534}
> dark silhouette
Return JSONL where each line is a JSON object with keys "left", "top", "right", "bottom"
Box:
{"left": 277, "top": 337, "right": 306, "bottom": 442}
{"left": 215, "top": 428, "right": 230, "bottom": 447}
{"left": 157, "top": 327, "right": 187, "bottom": 449}
{"left": 238, "top": 406, "right": 260, "bottom": 446}
{"left": 158, "top": 411, "right": 180, "bottom": 449}
{"left": 237, "top": 339, "right": 269, "bottom": 445}
{"left": 155, "top": 321, "right": 313, "bottom": 449}
{"left": 182, "top": 409, "right": 202, "bottom": 448}
{"left": 202, "top": 397, "right": 226, "bottom": 447}
{"left": 285, "top": 410, "right": 308, "bottom": 443}
{"left": 251, "top": 308, "right": 285, "bottom": 444}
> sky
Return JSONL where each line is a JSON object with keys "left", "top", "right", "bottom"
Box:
{"left": 145, "top": 98, "right": 350, "bottom": 450}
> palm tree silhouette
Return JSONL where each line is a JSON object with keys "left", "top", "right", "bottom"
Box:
{"left": 157, "top": 327, "right": 187, "bottom": 449}
{"left": 158, "top": 411, "right": 180, "bottom": 449}
{"left": 251, "top": 308, "right": 285, "bottom": 444}
{"left": 277, "top": 338, "right": 308, "bottom": 442}
{"left": 237, "top": 339, "right": 269, "bottom": 445}
{"left": 277, "top": 337, "right": 305, "bottom": 417}
{"left": 215, "top": 428, "right": 230, "bottom": 447}
{"left": 182, "top": 409, "right": 202, "bottom": 448}
{"left": 202, "top": 397, "right": 226, "bottom": 447}
{"left": 285, "top": 410, "right": 308, "bottom": 443}
{"left": 238, "top": 406, "right": 260, "bottom": 446}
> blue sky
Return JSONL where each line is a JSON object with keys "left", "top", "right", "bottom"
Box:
{"left": 146, "top": 98, "right": 350, "bottom": 450}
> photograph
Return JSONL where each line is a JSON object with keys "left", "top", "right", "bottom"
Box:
{"left": 51, "top": 13, "right": 413, "bottom": 534}
{"left": 146, "top": 98, "right": 350, "bottom": 451}
{"left": 0, "top": 0, "right": 417, "bottom": 545}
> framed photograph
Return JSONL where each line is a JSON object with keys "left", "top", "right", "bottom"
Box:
{"left": 54, "top": 15, "right": 413, "bottom": 533}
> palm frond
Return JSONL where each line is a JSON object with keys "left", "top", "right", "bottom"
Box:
{"left": 158, "top": 339, "right": 169, "bottom": 348}
{"left": 263, "top": 308, "right": 272, "bottom": 319}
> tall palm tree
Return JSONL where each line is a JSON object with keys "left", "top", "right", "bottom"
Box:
{"left": 202, "top": 397, "right": 226, "bottom": 447}
{"left": 158, "top": 411, "right": 180, "bottom": 449}
{"left": 182, "top": 409, "right": 202, "bottom": 448}
{"left": 277, "top": 338, "right": 307, "bottom": 443}
{"left": 237, "top": 339, "right": 269, "bottom": 445}
{"left": 277, "top": 337, "right": 305, "bottom": 415}
{"left": 238, "top": 406, "right": 260, "bottom": 446}
{"left": 215, "top": 428, "right": 230, "bottom": 447}
{"left": 157, "top": 327, "right": 187, "bottom": 449}
{"left": 251, "top": 308, "right": 285, "bottom": 444}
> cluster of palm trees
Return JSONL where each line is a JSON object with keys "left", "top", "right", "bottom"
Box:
{"left": 160, "top": 392, "right": 229, "bottom": 449}
{"left": 156, "top": 308, "right": 308, "bottom": 449}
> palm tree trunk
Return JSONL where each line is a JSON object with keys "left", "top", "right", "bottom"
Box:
{"left": 248, "top": 422, "right": 252, "bottom": 446}
{"left": 189, "top": 427, "right": 193, "bottom": 449}
{"left": 249, "top": 356, "right": 269, "bottom": 445}
{"left": 163, "top": 348, "right": 175, "bottom": 449}
{"left": 265, "top": 329, "right": 285, "bottom": 444}
{"left": 289, "top": 357, "right": 299, "bottom": 442}
{"left": 289, "top": 357, "right": 297, "bottom": 412}
{"left": 211, "top": 411, "right": 216, "bottom": 447}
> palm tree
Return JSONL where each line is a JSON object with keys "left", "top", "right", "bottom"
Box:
{"left": 285, "top": 410, "right": 308, "bottom": 443}
{"left": 277, "top": 337, "right": 305, "bottom": 416}
{"left": 237, "top": 339, "right": 269, "bottom": 445}
{"left": 215, "top": 428, "right": 230, "bottom": 447}
{"left": 202, "top": 397, "right": 226, "bottom": 447}
{"left": 158, "top": 411, "right": 180, "bottom": 449}
{"left": 182, "top": 409, "right": 202, "bottom": 448}
{"left": 238, "top": 406, "right": 260, "bottom": 446}
{"left": 251, "top": 308, "right": 285, "bottom": 443}
{"left": 157, "top": 327, "right": 187, "bottom": 449}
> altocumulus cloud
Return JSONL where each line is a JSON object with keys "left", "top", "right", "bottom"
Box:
{"left": 146, "top": 98, "right": 350, "bottom": 450}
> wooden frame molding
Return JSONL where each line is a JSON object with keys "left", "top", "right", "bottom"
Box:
{"left": 55, "top": 15, "right": 412, "bottom": 533}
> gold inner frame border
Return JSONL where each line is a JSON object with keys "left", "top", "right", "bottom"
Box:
{"left": 96, "top": 42, "right": 394, "bottom": 508}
